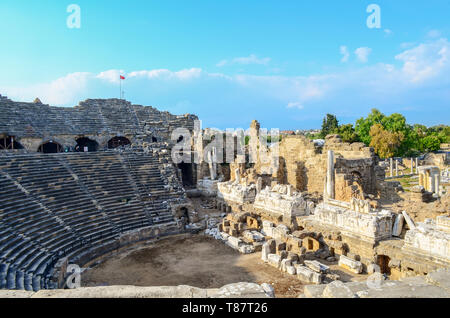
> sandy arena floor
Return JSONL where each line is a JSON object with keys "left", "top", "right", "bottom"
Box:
{"left": 81, "top": 234, "right": 309, "bottom": 297}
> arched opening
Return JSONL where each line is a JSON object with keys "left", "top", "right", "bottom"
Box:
{"left": 152, "top": 137, "right": 158, "bottom": 143}
{"left": 76, "top": 137, "right": 99, "bottom": 152}
{"left": 377, "top": 255, "right": 391, "bottom": 276}
{"left": 177, "top": 162, "right": 194, "bottom": 187}
{"left": 180, "top": 207, "right": 190, "bottom": 223}
{"left": 0, "top": 135, "right": 23, "bottom": 150}
{"left": 351, "top": 171, "right": 363, "bottom": 184}
{"left": 107, "top": 136, "right": 131, "bottom": 149}
{"left": 38, "top": 141, "right": 63, "bottom": 154}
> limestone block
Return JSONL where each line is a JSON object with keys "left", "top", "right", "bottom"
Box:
{"left": 268, "top": 254, "right": 281, "bottom": 269}
{"left": 338, "top": 255, "right": 363, "bottom": 274}
{"left": 304, "top": 260, "right": 330, "bottom": 274}
{"left": 402, "top": 211, "right": 416, "bottom": 230}
{"left": 242, "top": 230, "right": 265, "bottom": 242}
{"left": 220, "top": 232, "right": 230, "bottom": 241}
{"left": 280, "top": 259, "right": 292, "bottom": 272}
{"left": 227, "top": 236, "right": 242, "bottom": 249}
{"left": 286, "top": 265, "right": 296, "bottom": 275}
{"left": 392, "top": 213, "right": 404, "bottom": 237}
{"left": 295, "top": 265, "right": 323, "bottom": 284}
{"left": 261, "top": 242, "right": 271, "bottom": 262}
{"left": 273, "top": 224, "right": 290, "bottom": 241}
{"left": 239, "top": 244, "right": 255, "bottom": 254}
{"left": 367, "top": 263, "right": 379, "bottom": 274}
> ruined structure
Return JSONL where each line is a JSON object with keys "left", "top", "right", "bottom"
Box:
{"left": 0, "top": 96, "right": 196, "bottom": 291}
{"left": 212, "top": 120, "right": 449, "bottom": 284}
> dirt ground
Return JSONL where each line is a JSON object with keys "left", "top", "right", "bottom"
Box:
{"left": 82, "top": 234, "right": 368, "bottom": 298}
{"left": 81, "top": 234, "right": 307, "bottom": 297}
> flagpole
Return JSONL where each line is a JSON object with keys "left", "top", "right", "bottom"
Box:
{"left": 120, "top": 78, "right": 122, "bottom": 99}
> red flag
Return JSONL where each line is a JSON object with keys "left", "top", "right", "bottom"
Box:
{"left": 120, "top": 75, "right": 125, "bottom": 80}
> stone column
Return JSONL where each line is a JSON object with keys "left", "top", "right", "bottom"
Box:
{"left": 256, "top": 177, "right": 262, "bottom": 194}
{"left": 326, "top": 150, "right": 335, "bottom": 199}
{"left": 207, "top": 150, "right": 216, "bottom": 180}
{"left": 429, "top": 172, "right": 435, "bottom": 193}
{"left": 390, "top": 158, "right": 393, "bottom": 177}
{"left": 434, "top": 173, "right": 440, "bottom": 195}
{"left": 395, "top": 159, "right": 398, "bottom": 176}
{"left": 235, "top": 168, "right": 240, "bottom": 184}
{"left": 415, "top": 158, "right": 419, "bottom": 174}
{"left": 410, "top": 158, "right": 413, "bottom": 174}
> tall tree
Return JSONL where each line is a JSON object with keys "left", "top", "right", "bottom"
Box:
{"left": 320, "top": 114, "right": 339, "bottom": 138}
{"left": 369, "top": 124, "right": 404, "bottom": 158}
{"left": 355, "top": 108, "right": 385, "bottom": 145}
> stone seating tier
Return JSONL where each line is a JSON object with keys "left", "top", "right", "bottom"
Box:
{"left": 0, "top": 151, "right": 183, "bottom": 291}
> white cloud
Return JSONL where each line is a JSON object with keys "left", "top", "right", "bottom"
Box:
{"left": 1, "top": 72, "right": 91, "bottom": 105}
{"left": 395, "top": 38, "right": 450, "bottom": 83}
{"left": 354, "top": 47, "right": 372, "bottom": 63}
{"left": 217, "top": 54, "right": 271, "bottom": 67}
{"left": 96, "top": 69, "right": 126, "bottom": 84}
{"left": 287, "top": 102, "right": 304, "bottom": 109}
{"left": 128, "top": 68, "right": 202, "bottom": 80}
{"left": 340, "top": 46, "right": 350, "bottom": 63}
{"left": 384, "top": 29, "right": 393, "bottom": 36}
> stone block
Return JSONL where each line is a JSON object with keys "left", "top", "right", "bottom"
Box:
{"left": 338, "top": 255, "right": 363, "bottom": 274}
{"left": 392, "top": 213, "right": 404, "bottom": 237}
{"left": 227, "top": 236, "right": 242, "bottom": 249}
{"left": 261, "top": 242, "right": 271, "bottom": 262}
{"left": 295, "top": 265, "right": 322, "bottom": 284}
{"left": 304, "top": 260, "right": 330, "bottom": 274}
{"left": 268, "top": 254, "right": 281, "bottom": 269}
{"left": 239, "top": 244, "right": 255, "bottom": 254}
{"left": 286, "top": 265, "right": 296, "bottom": 275}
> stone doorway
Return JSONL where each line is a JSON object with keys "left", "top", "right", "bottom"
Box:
{"left": 177, "top": 162, "right": 194, "bottom": 187}
{"left": 76, "top": 137, "right": 99, "bottom": 152}
{"left": 108, "top": 136, "right": 131, "bottom": 149}
{"left": 38, "top": 141, "right": 63, "bottom": 153}
{"left": 377, "top": 255, "right": 391, "bottom": 276}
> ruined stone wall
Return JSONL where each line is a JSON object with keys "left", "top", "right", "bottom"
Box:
{"left": 254, "top": 132, "right": 382, "bottom": 195}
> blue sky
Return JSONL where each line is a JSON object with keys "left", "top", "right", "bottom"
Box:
{"left": 0, "top": 0, "right": 449, "bottom": 130}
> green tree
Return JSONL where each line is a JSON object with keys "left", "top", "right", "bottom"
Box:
{"left": 421, "top": 135, "right": 441, "bottom": 152}
{"left": 334, "top": 124, "right": 359, "bottom": 143}
{"left": 355, "top": 108, "right": 385, "bottom": 145}
{"left": 320, "top": 114, "right": 339, "bottom": 138}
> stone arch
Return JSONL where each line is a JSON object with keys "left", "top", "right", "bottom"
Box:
{"left": 38, "top": 141, "right": 63, "bottom": 153}
{"left": 0, "top": 135, "right": 24, "bottom": 150}
{"left": 75, "top": 137, "right": 99, "bottom": 152}
{"left": 107, "top": 136, "right": 131, "bottom": 149}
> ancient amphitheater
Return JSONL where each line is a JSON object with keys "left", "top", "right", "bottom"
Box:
{"left": 0, "top": 95, "right": 449, "bottom": 298}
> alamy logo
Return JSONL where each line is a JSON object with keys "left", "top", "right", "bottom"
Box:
{"left": 366, "top": 4, "right": 381, "bottom": 29}
{"left": 67, "top": 4, "right": 81, "bottom": 29}
{"left": 66, "top": 264, "right": 81, "bottom": 289}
